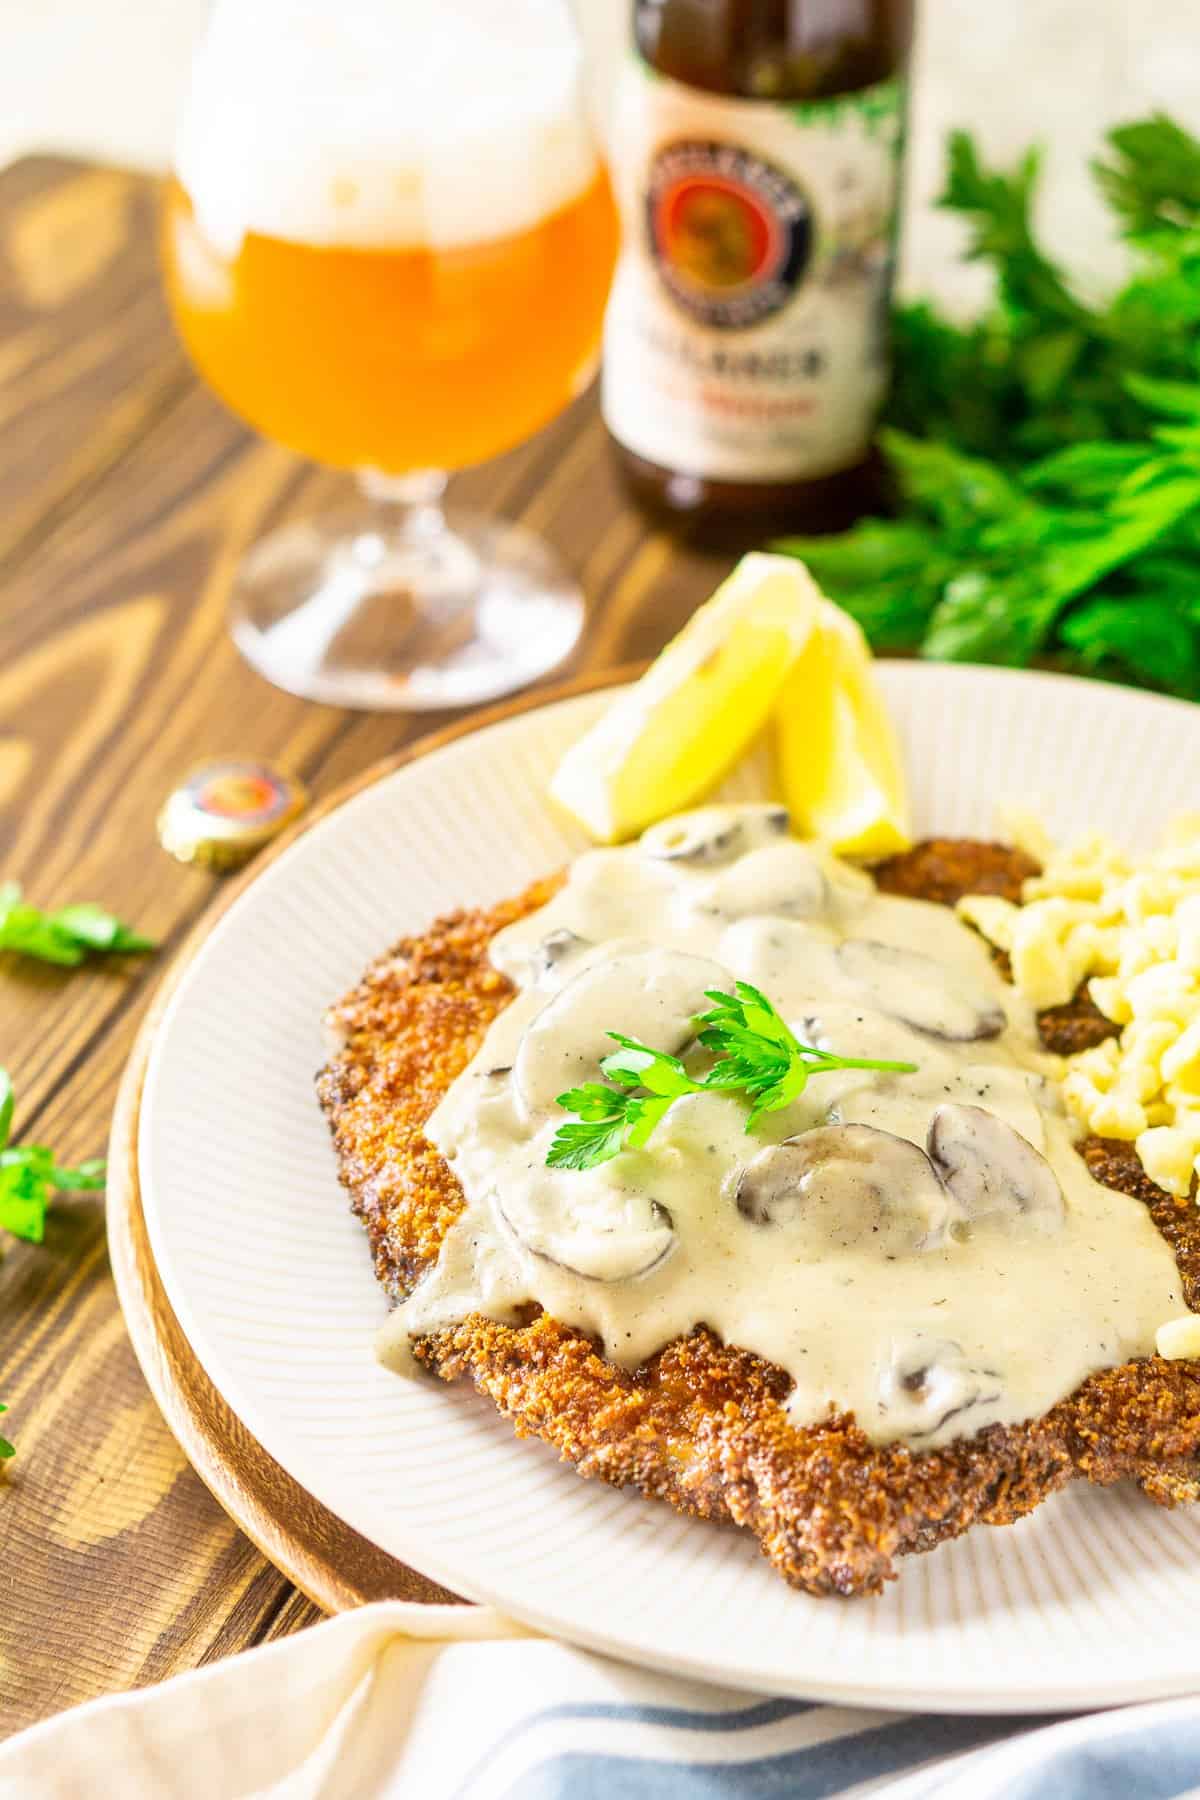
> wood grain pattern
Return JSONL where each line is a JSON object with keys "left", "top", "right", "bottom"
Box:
{"left": 0, "top": 154, "right": 730, "bottom": 1739}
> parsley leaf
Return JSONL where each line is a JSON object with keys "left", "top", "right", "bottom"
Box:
{"left": 938, "top": 132, "right": 1086, "bottom": 334}
{"left": 0, "top": 1404, "right": 13, "bottom": 1462}
{"left": 0, "top": 885, "right": 155, "bottom": 967}
{"left": 601, "top": 1036, "right": 698, "bottom": 1099}
{"left": 0, "top": 1067, "right": 106, "bottom": 1243}
{"left": 545, "top": 1113, "right": 630, "bottom": 1172}
{"left": 1093, "top": 114, "right": 1200, "bottom": 240}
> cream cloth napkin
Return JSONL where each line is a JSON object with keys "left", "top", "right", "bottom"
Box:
{"left": 4, "top": 1597, "right": 1195, "bottom": 1800}
{"left": 0, "top": 1605, "right": 524, "bottom": 1800}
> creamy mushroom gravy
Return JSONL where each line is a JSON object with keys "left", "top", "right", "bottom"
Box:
{"left": 378, "top": 805, "right": 1185, "bottom": 1448}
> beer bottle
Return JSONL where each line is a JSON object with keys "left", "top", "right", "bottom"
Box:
{"left": 602, "top": 0, "right": 913, "bottom": 537}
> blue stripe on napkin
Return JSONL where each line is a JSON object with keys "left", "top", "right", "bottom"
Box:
{"left": 454, "top": 1698, "right": 811, "bottom": 1797}
{"left": 462, "top": 1698, "right": 1043, "bottom": 1800}
{"left": 989, "top": 1715, "right": 1200, "bottom": 1800}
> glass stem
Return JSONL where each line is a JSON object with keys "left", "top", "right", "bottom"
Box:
{"left": 351, "top": 468, "right": 482, "bottom": 638}
{"left": 357, "top": 468, "right": 449, "bottom": 543}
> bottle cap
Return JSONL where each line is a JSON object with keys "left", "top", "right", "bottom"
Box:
{"left": 158, "top": 758, "right": 308, "bottom": 872}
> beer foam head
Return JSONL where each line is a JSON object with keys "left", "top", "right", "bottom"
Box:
{"left": 175, "top": 0, "right": 599, "bottom": 257}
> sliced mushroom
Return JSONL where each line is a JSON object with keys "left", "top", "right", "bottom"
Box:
{"left": 927, "top": 1103, "right": 1065, "bottom": 1231}
{"left": 694, "top": 842, "right": 829, "bottom": 923}
{"left": 513, "top": 946, "right": 729, "bottom": 1117}
{"left": 640, "top": 804, "right": 790, "bottom": 867}
{"left": 800, "top": 1001, "right": 939, "bottom": 1072}
{"left": 497, "top": 1194, "right": 675, "bottom": 1282}
{"left": 489, "top": 923, "right": 592, "bottom": 990}
{"left": 878, "top": 1334, "right": 1003, "bottom": 1442}
{"left": 529, "top": 927, "right": 590, "bottom": 987}
{"left": 836, "top": 939, "right": 1006, "bottom": 1041}
{"left": 733, "top": 1123, "right": 960, "bottom": 1256}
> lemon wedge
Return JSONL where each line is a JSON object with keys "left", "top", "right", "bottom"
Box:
{"left": 772, "top": 597, "right": 911, "bottom": 860}
{"left": 550, "top": 554, "right": 821, "bottom": 842}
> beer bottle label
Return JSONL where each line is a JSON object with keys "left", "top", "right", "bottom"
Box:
{"left": 602, "top": 63, "right": 905, "bottom": 484}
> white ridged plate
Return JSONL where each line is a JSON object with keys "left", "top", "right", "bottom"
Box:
{"left": 139, "top": 664, "right": 1200, "bottom": 1712}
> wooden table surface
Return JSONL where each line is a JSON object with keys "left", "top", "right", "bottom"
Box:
{"left": 0, "top": 154, "right": 730, "bottom": 1739}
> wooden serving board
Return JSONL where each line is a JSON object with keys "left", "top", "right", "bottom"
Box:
{"left": 105, "top": 667, "right": 633, "bottom": 1613}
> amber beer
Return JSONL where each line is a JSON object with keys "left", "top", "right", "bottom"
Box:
{"left": 163, "top": 168, "right": 618, "bottom": 476}
{"left": 603, "top": 0, "right": 913, "bottom": 534}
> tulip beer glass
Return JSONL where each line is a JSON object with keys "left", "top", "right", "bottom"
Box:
{"left": 163, "top": 0, "right": 619, "bottom": 708}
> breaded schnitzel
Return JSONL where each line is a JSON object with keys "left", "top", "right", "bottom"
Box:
{"left": 317, "top": 839, "right": 1200, "bottom": 1597}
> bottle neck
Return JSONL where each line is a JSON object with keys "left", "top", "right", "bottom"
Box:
{"left": 634, "top": 0, "right": 912, "bottom": 100}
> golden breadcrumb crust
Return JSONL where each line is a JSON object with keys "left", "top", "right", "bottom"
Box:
{"left": 316, "top": 841, "right": 1200, "bottom": 1596}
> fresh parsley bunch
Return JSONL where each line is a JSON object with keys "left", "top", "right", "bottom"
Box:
{"left": 776, "top": 114, "right": 1200, "bottom": 698}
{"left": 0, "top": 883, "right": 154, "bottom": 967}
{"left": 0, "top": 1068, "right": 106, "bottom": 1243}
{"left": 547, "top": 983, "right": 916, "bottom": 1171}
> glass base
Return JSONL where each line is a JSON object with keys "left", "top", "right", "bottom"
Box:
{"left": 228, "top": 476, "right": 584, "bottom": 711}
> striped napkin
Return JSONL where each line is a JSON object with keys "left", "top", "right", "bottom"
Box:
{"left": 2, "top": 1600, "right": 1196, "bottom": 1799}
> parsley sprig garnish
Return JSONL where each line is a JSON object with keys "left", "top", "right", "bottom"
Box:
{"left": 0, "top": 883, "right": 154, "bottom": 967}
{"left": 0, "top": 1067, "right": 106, "bottom": 1243}
{"left": 0, "top": 1405, "right": 14, "bottom": 1461}
{"left": 547, "top": 982, "right": 917, "bottom": 1172}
